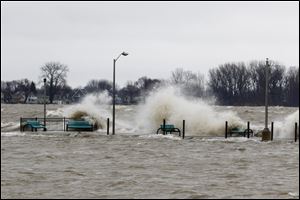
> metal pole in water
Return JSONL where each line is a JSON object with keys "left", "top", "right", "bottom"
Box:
{"left": 107, "top": 118, "right": 110, "bottom": 135}
{"left": 20, "top": 117, "right": 22, "bottom": 132}
{"left": 247, "top": 121, "right": 250, "bottom": 138}
{"left": 262, "top": 58, "right": 271, "bottom": 141}
{"left": 112, "top": 52, "right": 128, "bottom": 136}
{"left": 63, "top": 117, "right": 65, "bottom": 132}
{"left": 43, "top": 78, "right": 47, "bottom": 131}
{"left": 163, "top": 119, "right": 166, "bottom": 135}
{"left": 271, "top": 122, "right": 274, "bottom": 141}
{"left": 182, "top": 120, "right": 185, "bottom": 139}
{"left": 112, "top": 59, "right": 116, "bottom": 135}
{"left": 295, "top": 122, "right": 298, "bottom": 142}
{"left": 225, "top": 121, "right": 228, "bottom": 138}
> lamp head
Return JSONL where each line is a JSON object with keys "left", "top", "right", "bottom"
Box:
{"left": 122, "top": 52, "right": 129, "bottom": 56}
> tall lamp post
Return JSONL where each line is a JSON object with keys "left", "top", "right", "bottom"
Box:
{"left": 43, "top": 78, "right": 47, "bottom": 131}
{"left": 262, "top": 58, "right": 271, "bottom": 141}
{"left": 112, "top": 51, "right": 129, "bottom": 135}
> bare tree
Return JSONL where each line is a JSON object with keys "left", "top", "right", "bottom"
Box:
{"left": 171, "top": 68, "right": 185, "bottom": 84}
{"left": 209, "top": 63, "right": 251, "bottom": 105}
{"left": 284, "top": 67, "right": 299, "bottom": 106}
{"left": 84, "top": 79, "right": 112, "bottom": 94}
{"left": 40, "top": 62, "right": 69, "bottom": 103}
{"left": 18, "top": 79, "right": 32, "bottom": 103}
{"left": 171, "top": 68, "right": 205, "bottom": 97}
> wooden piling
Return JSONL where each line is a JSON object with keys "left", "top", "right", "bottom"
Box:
{"left": 295, "top": 122, "right": 298, "bottom": 142}
{"left": 182, "top": 120, "right": 185, "bottom": 139}
{"left": 271, "top": 122, "right": 274, "bottom": 141}
{"left": 63, "top": 117, "right": 65, "bottom": 131}
{"left": 225, "top": 121, "right": 228, "bottom": 138}
{"left": 107, "top": 118, "right": 110, "bottom": 135}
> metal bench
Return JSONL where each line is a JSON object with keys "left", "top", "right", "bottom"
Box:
{"left": 66, "top": 120, "right": 94, "bottom": 131}
{"left": 156, "top": 124, "right": 181, "bottom": 135}
{"left": 230, "top": 127, "right": 253, "bottom": 137}
{"left": 22, "top": 120, "right": 46, "bottom": 132}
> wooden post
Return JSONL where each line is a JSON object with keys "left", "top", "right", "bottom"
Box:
{"left": 295, "top": 122, "right": 298, "bottom": 142}
{"left": 271, "top": 122, "right": 274, "bottom": 141}
{"left": 225, "top": 121, "right": 228, "bottom": 138}
{"left": 107, "top": 118, "right": 110, "bottom": 135}
{"left": 182, "top": 120, "right": 185, "bottom": 139}
{"left": 163, "top": 119, "right": 166, "bottom": 135}
{"left": 247, "top": 121, "right": 250, "bottom": 138}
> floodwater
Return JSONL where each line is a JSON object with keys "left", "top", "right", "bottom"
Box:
{"left": 1, "top": 103, "right": 299, "bottom": 199}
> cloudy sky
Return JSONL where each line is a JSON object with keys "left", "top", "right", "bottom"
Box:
{"left": 1, "top": 1, "right": 299, "bottom": 88}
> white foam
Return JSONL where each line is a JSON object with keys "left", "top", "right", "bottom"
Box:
{"left": 63, "top": 92, "right": 112, "bottom": 130}
{"left": 47, "top": 108, "right": 64, "bottom": 117}
{"left": 139, "top": 134, "right": 182, "bottom": 140}
{"left": 1, "top": 122, "right": 20, "bottom": 132}
{"left": 288, "top": 192, "right": 299, "bottom": 197}
{"left": 201, "top": 137, "right": 260, "bottom": 143}
{"left": 274, "top": 110, "right": 299, "bottom": 139}
{"left": 1, "top": 131, "right": 26, "bottom": 137}
{"left": 136, "top": 86, "right": 244, "bottom": 136}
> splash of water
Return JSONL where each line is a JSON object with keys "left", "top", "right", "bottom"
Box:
{"left": 63, "top": 92, "right": 112, "bottom": 130}
{"left": 136, "top": 86, "right": 244, "bottom": 136}
{"left": 274, "top": 110, "right": 299, "bottom": 139}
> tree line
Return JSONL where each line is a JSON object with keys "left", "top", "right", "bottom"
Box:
{"left": 208, "top": 61, "right": 299, "bottom": 106}
{"left": 1, "top": 60, "right": 299, "bottom": 106}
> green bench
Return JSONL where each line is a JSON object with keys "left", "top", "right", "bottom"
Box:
{"left": 22, "top": 120, "right": 46, "bottom": 132}
{"left": 230, "top": 127, "right": 253, "bottom": 137}
{"left": 66, "top": 120, "right": 94, "bottom": 131}
{"left": 156, "top": 124, "right": 181, "bottom": 135}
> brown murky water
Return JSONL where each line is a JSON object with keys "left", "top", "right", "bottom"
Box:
{"left": 1, "top": 104, "right": 299, "bottom": 199}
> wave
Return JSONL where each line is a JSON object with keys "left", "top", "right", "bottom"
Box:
{"left": 274, "top": 110, "right": 299, "bottom": 139}
{"left": 63, "top": 92, "right": 112, "bottom": 130}
{"left": 1, "top": 122, "right": 20, "bottom": 132}
{"left": 136, "top": 86, "right": 244, "bottom": 136}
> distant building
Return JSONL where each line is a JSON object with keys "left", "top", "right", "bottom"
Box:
{"left": 26, "top": 95, "right": 38, "bottom": 104}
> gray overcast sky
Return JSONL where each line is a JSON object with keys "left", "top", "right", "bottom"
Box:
{"left": 1, "top": 1, "right": 299, "bottom": 88}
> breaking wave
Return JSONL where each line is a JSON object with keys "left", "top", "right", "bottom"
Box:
{"left": 136, "top": 86, "right": 244, "bottom": 136}
{"left": 63, "top": 92, "right": 112, "bottom": 130}
{"left": 274, "top": 110, "right": 299, "bottom": 139}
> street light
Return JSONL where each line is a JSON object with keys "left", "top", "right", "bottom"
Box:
{"left": 262, "top": 58, "right": 271, "bottom": 141}
{"left": 43, "top": 78, "right": 47, "bottom": 131}
{"left": 112, "top": 51, "right": 129, "bottom": 135}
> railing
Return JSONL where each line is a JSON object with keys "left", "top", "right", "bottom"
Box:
{"left": 20, "top": 117, "right": 73, "bottom": 132}
{"left": 225, "top": 121, "right": 299, "bottom": 142}
{"left": 20, "top": 117, "right": 112, "bottom": 134}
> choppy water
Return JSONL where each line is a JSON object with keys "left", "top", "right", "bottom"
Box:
{"left": 1, "top": 103, "right": 299, "bottom": 199}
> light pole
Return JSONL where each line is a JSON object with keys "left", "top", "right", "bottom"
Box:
{"left": 112, "top": 51, "right": 129, "bottom": 135}
{"left": 262, "top": 58, "right": 271, "bottom": 141}
{"left": 43, "top": 78, "right": 47, "bottom": 131}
